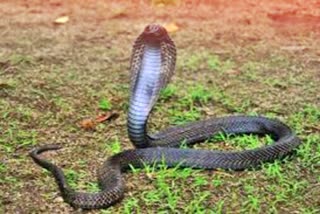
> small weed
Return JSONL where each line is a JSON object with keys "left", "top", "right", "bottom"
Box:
{"left": 207, "top": 55, "right": 234, "bottom": 73}
{"left": 262, "top": 161, "right": 283, "bottom": 179}
{"left": 142, "top": 189, "right": 161, "bottom": 204}
{"left": 188, "top": 85, "right": 212, "bottom": 104}
{"left": 122, "top": 197, "right": 140, "bottom": 213}
{"left": 1, "top": 175, "right": 18, "bottom": 185}
{"left": 288, "top": 104, "right": 320, "bottom": 134}
{"left": 16, "top": 130, "right": 38, "bottom": 147}
{"left": 184, "top": 191, "right": 211, "bottom": 213}
{"left": 9, "top": 54, "right": 34, "bottom": 66}
{"left": 212, "top": 199, "right": 225, "bottom": 213}
{"left": 212, "top": 175, "right": 224, "bottom": 187}
{"left": 242, "top": 183, "right": 261, "bottom": 213}
{"left": 127, "top": 159, "right": 211, "bottom": 212}
{"left": 168, "top": 107, "right": 201, "bottom": 125}
{"left": 104, "top": 137, "right": 122, "bottom": 154}
{"left": 207, "top": 54, "right": 221, "bottom": 70}
{"left": 160, "top": 84, "right": 177, "bottom": 101}
{"left": 0, "top": 125, "right": 38, "bottom": 153}
{"left": 244, "top": 194, "right": 260, "bottom": 213}
{"left": 210, "top": 86, "right": 252, "bottom": 113}
{"left": 0, "top": 162, "right": 6, "bottom": 173}
{"left": 52, "top": 97, "right": 74, "bottom": 113}
{"left": 301, "top": 104, "right": 320, "bottom": 123}
{"left": 194, "top": 175, "right": 208, "bottom": 187}
{"left": 297, "top": 134, "right": 320, "bottom": 167}
{"left": 177, "top": 167, "right": 193, "bottom": 179}
{"left": 183, "top": 51, "right": 234, "bottom": 74}
{"left": 84, "top": 181, "right": 100, "bottom": 193}
{"left": 208, "top": 133, "right": 273, "bottom": 150}
{"left": 99, "top": 98, "right": 112, "bottom": 111}
{"left": 64, "top": 169, "right": 81, "bottom": 189}
{"left": 64, "top": 169, "right": 99, "bottom": 193}
{"left": 0, "top": 79, "right": 17, "bottom": 89}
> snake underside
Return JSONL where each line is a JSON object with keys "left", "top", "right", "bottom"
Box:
{"left": 30, "top": 24, "right": 301, "bottom": 209}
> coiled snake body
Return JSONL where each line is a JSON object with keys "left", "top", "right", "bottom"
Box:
{"left": 30, "top": 24, "right": 301, "bottom": 209}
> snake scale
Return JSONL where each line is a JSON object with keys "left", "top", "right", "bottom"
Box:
{"left": 30, "top": 24, "right": 301, "bottom": 209}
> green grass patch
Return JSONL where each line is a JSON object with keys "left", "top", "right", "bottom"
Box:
{"left": 64, "top": 169, "right": 99, "bottom": 193}
{"left": 99, "top": 98, "right": 112, "bottom": 111}
{"left": 9, "top": 54, "right": 35, "bottom": 66}
{"left": 168, "top": 107, "right": 201, "bottom": 125}
{"left": 160, "top": 84, "right": 177, "bottom": 101}
{"left": 104, "top": 136, "right": 122, "bottom": 154}
{"left": 182, "top": 51, "right": 234, "bottom": 74}
{"left": 0, "top": 124, "right": 38, "bottom": 153}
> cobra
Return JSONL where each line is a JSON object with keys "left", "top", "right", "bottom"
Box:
{"left": 30, "top": 24, "right": 301, "bottom": 209}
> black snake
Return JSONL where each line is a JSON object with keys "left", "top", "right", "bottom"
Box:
{"left": 30, "top": 24, "right": 301, "bottom": 209}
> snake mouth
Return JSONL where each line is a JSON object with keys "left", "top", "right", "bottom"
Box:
{"left": 142, "top": 24, "right": 168, "bottom": 43}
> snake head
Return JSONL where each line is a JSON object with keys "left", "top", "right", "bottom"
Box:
{"left": 142, "top": 24, "right": 169, "bottom": 43}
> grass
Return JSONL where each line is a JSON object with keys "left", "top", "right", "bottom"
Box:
{"left": 204, "top": 133, "right": 274, "bottom": 151}
{"left": 99, "top": 98, "right": 112, "bottom": 111}
{"left": 181, "top": 51, "right": 234, "bottom": 74}
{"left": 122, "top": 161, "right": 214, "bottom": 213}
{"left": 1, "top": 0, "right": 320, "bottom": 213}
{"left": 104, "top": 136, "right": 122, "bottom": 154}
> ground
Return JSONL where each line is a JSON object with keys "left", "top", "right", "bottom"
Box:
{"left": 0, "top": 0, "right": 319, "bottom": 213}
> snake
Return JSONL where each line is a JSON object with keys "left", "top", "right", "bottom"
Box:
{"left": 30, "top": 24, "right": 301, "bottom": 209}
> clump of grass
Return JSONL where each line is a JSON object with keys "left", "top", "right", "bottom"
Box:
{"left": 52, "top": 97, "right": 74, "bottom": 113}
{"left": 9, "top": 54, "right": 34, "bottom": 66}
{"left": 188, "top": 85, "right": 212, "bottom": 104}
{"left": 122, "top": 197, "right": 140, "bottom": 213}
{"left": 183, "top": 53, "right": 204, "bottom": 71}
{"left": 182, "top": 51, "right": 234, "bottom": 73}
{"left": 0, "top": 162, "right": 7, "bottom": 174}
{"left": 184, "top": 191, "right": 211, "bottom": 213}
{"left": 171, "top": 84, "right": 213, "bottom": 109}
{"left": 160, "top": 84, "right": 177, "bottom": 101}
{"left": 126, "top": 159, "right": 212, "bottom": 213}
{"left": 104, "top": 136, "right": 122, "bottom": 154}
{"left": 207, "top": 132, "right": 274, "bottom": 151}
{"left": 0, "top": 124, "right": 38, "bottom": 153}
{"left": 212, "top": 174, "right": 224, "bottom": 187}
{"left": 168, "top": 107, "right": 201, "bottom": 125}
{"left": 207, "top": 54, "right": 234, "bottom": 73}
{"left": 262, "top": 160, "right": 283, "bottom": 179}
{"left": 288, "top": 104, "right": 320, "bottom": 134}
{"left": 99, "top": 98, "right": 112, "bottom": 111}
{"left": 296, "top": 133, "right": 320, "bottom": 167}
{"left": 206, "top": 54, "right": 220, "bottom": 69}
{"left": 240, "top": 61, "right": 260, "bottom": 81}
{"left": 64, "top": 168, "right": 100, "bottom": 193}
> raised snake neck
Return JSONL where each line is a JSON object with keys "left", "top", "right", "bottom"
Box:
{"left": 30, "top": 24, "right": 301, "bottom": 209}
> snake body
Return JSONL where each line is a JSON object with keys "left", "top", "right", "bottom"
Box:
{"left": 30, "top": 24, "right": 301, "bottom": 209}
